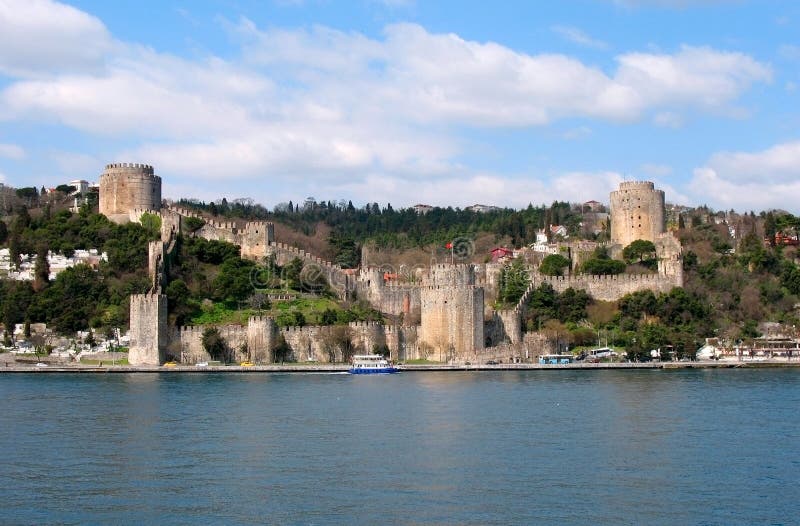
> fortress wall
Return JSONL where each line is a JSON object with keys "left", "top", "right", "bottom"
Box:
{"left": 160, "top": 210, "right": 182, "bottom": 244}
{"left": 267, "top": 243, "right": 352, "bottom": 298}
{"left": 385, "top": 325, "right": 419, "bottom": 362}
{"left": 174, "top": 324, "right": 249, "bottom": 363}
{"left": 129, "top": 292, "right": 168, "bottom": 365}
{"left": 494, "top": 309, "right": 523, "bottom": 345}
{"left": 196, "top": 223, "right": 238, "bottom": 245}
{"left": 279, "top": 326, "right": 328, "bottom": 362}
{"left": 534, "top": 272, "right": 680, "bottom": 301}
{"left": 348, "top": 321, "right": 386, "bottom": 354}
{"left": 148, "top": 241, "right": 166, "bottom": 289}
{"left": 176, "top": 325, "right": 206, "bottom": 363}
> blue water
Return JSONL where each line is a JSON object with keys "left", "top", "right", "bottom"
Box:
{"left": 1, "top": 370, "right": 799, "bottom": 525}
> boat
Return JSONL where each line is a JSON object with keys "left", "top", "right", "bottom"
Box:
{"left": 240, "top": 361, "right": 254, "bottom": 367}
{"left": 348, "top": 354, "right": 399, "bottom": 374}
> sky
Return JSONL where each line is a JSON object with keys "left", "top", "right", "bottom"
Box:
{"left": 0, "top": 0, "right": 798, "bottom": 212}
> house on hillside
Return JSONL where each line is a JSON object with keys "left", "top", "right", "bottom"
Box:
{"left": 583, "top": 200, "right": 604, "bottom": 212}
{"left": 550, "top": 225, "right": 568, "bottom": 239}
{"left": 490, "top": 247, "right": 514, "bottom": 262}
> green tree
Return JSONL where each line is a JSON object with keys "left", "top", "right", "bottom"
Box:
{"left": 8, "top": 228, "right": 22, "bottom": 270}
{"left": 202, "top": 327, "right": 229, "bottom": 362}
{"left": 33, "top": 243, "right": 50, "bottom": 292}
{"left": 581, "top": 258, "right": 625, "bottom": 275}
{"left": 580, "top": 246, "right": 626, "bottom": 275}
{"left": 0, "top": 220, "right": 7, "bottom": 244}
{"left": 139, "top": 213, "right": 162, "bottom": 238}
{"left": 539, "top": 254, "right": 571, "bottom": 276}
{"left": 183, "top": 216, "right": 205, "bottom": 233}
{"left": 499, "top": 258, "right": 529, "bottom": 304}
{"left": 622, "top": 239, "right": 657, "bottom": 267}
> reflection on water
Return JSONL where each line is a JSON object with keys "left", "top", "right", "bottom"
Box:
{"left": 1, "top": 370, "right": 799, "bottom": 525}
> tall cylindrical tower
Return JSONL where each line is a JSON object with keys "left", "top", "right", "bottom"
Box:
{"left": 609, "top": 181, "right": 665, "bottom": 247}
{"left": 99, "top": 163, "right": 161, "bottom": 223}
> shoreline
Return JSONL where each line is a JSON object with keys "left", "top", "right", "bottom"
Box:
{"left": 2, "top": 360, "right": 800, "bottom": 373}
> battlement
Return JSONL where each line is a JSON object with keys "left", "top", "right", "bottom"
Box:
{"left": 105, "top": 162, "right": 154, "bottom": 172}
{"left": 533, "top": 270, "right": 680, "bottom": 301}
{"left": 348, "top": 321, "right": 384, "bottom": 329}
{"left": 429, "top": 263, "right": 473, "bottom": 271}
{"left": 616, "top": 181, "right": 655, "bottom": 190}
{"left": 420, "top": 284, "right": 480, "bottom": 291}
{"left": 245, "top": 221, "right": 273, "bottom": 230}
{"left": 248, "top": 315, "right": 275, "bottom": 324}
{"left": 167, "top": 205, "right": 203, "bottom": 219}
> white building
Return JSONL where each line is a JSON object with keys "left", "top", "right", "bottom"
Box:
{"left": 0, "top": 248, "right": 107, "bottom": 281}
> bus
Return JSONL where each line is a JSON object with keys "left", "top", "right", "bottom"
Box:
{"left": 585, "top": 347, "right": 618, "bottom": 361}
{"left": 538, "top": 354, "right": 573, "bottom": 365}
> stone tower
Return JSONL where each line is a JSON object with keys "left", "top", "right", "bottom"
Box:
{"left": 128, "top": 292, "right": 168, "bottom": 365}
{"left": 609, "top": 181, "right": 665, "bottom": 247}
{"left": 419, "top": 264, "right": 484, "bottom": 362}
{"left": 99, "top": 163, "right": 162, "bottom": 224}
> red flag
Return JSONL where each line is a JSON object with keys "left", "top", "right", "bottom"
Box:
{"left": 445, "top": 242, "right": 453, "bottom": 249}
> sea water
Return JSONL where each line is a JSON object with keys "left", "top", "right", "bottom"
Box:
{"left": 1, "top": 369, "right": 798, "bottom": 525}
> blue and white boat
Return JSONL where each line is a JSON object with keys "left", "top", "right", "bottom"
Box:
{"left": 348, "top": 354, "right": 399, "bottom": 374}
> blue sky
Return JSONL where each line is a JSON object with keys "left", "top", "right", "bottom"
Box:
{"left": 0, "top": 0, "right": 799, "bottom": 212}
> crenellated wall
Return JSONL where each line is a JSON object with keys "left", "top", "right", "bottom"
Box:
{"left": 170, "top": 318, "right": 425, "bottom": 365}
{"left": 532, "top": 271, "right": 680, "bottom": 301}
{"left": 268, "top": 242, "right": 353, "bottom": 298}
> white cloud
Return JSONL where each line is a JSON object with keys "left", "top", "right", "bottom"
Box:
{"left": 51, "top": 151, "right": 102, "bottom": 176}
{"left": 611, "top": 0, "right": 740, "bottom": 7}
{"left": 0, "top": 0, "right": 113, "bottom": 78}
{"left": 551, "top": 25, "right": 608, "bottom": 49}
{"left": 304, "top": 170, "right": 625, "bottom": 209}
{"left": 0, "top": 3, "right": 775, "bottom": 207}
{"left": 779, "top": 44, "right": 800, "bottom": 61}
{"left": 653, "top": 111, "right": 684, "bottom": 128}
{"left": 689, "top": 141, "right": 800, "bottom": 210}
{"left": 615, "top": 45, "right": 771, "bottom": 109}
{"left": 0, "top": 143, "right": 25, "bottom": 159}
{"left": 561, "top": 126, "right": 593, "bottom": 140}
{"left": 640, "top": 163, "right": 673, "bottom": 176}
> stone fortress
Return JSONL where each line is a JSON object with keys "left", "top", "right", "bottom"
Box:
{"left": 99, "top": 163, "right": 162, "bottom": 224}
{"left": 107, "top": 164, "right": 682, "bottom": 365}
{"left": 609, "top": 181, "right": 665, "bottom": 248}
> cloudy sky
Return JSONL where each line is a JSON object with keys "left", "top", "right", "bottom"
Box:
{"left": 0, "top": 0, "right": 798, "bottom": 211}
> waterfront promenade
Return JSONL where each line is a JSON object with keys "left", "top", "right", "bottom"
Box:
{"left": 2, "top": 360, "right": 799, "bottom": 373}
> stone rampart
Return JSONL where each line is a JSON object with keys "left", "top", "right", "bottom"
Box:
{"left": 533, "top": 272, "right": 679, "bottom": 301}
{"left": 268, "top": 242, "right": 352, "bottom": 298}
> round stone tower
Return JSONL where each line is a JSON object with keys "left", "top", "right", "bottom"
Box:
{"left": 99, "top": 163, "right": 161, "bottom": 223}
{"left": 609, "top": 181, "right": 665, "bottom": 247}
